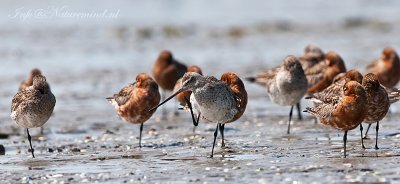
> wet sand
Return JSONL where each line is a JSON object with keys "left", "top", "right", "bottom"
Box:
{"left": 1, "top": 0, "right": 400, "bottom": 183}
{"left": 1, "top": 103, "right": 400, "bottom": 183}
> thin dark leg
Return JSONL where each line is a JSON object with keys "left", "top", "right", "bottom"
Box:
{"left": 139, "top": 123, "right": 143, "bottom": 148}
{"left": 343, "top": 130, "right": 348, "bottom": 158}
{"left": 296, "top": 102, "right": 302, "bottom": 120}
{"left": 193, "top": 113, "right": 201, "bottom": 133}
{"left": 287, "top": 106, "right": 294, "bottom": 134}
{"left": 27, "top": 129, "right": 35, "bottom": 158}
{"left": 360, "top": 124, "right": 365, "bottom": 149}
{"left": 162, "top": 90, "right": 167, "bottom": 116}
{"left": 211, "top": 123, "right": 219, "bottom": 158}
{"left": 40, "top": 127, "right": 44, "bottom": 135}
{"left": 196, "top": 113, "right": 201, "bottom": 125}
{"left": 375, "top": 121, "right": 379, "bottom": 150}
{"left": 219, "top": 124, "right": 225, "bottom": 148}
{"left": 363, "top": 124, "right": 372, "bottom": 139}
{"left": 184, "top": 97, "right": 198, "bottom": 127}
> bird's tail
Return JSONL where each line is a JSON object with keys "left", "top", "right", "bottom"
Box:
{"left": 245, "top": 77, "right": 256, "bottom": 83}
{"left": 389, "top": 91, "right": 400, "bottom": 104}
{"left": 106, "top": 97, "right": 114, "bottom": 104}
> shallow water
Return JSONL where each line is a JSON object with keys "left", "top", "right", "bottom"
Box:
{"left": 1, "top": 0, "right": 400, "bottom": 183}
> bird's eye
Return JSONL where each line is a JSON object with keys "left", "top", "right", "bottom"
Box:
{"left": 183, "top": 76, "right": 194, "bottom": 86}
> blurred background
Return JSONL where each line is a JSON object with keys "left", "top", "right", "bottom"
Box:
{"left": 0, "top": 0, "right": 400, "bottom": 122}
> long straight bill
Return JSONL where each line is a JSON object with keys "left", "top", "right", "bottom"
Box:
{"left": 149, "top": 88, "right": 186, "bottom": 112}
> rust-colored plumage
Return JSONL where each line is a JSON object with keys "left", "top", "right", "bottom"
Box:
{"left": 221, "top": 72, "right": 247, "bottom": 123}
{"left": 306, "top": 51, "right": 347, "bottom": 94}
{"left": 308, "top": 69, "right": 363, "bottom": 103}
{"left": 305, "top": 81, "right": 368, "bottom": 158}
{"left": 216, "top": 72, "right": 248, "bottom": 147}
{"left": 107, "top": 73, "right": 160, "bottom": 147}
{"left": 366, "top": 47, "right": 400, "bottom": 88}
{"left": 152, "top": 50, "right": 187, "bottom": 91}
{"left": 19, "top": 68, "right": 42, "bottom": 91}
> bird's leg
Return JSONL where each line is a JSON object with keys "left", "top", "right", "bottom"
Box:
{"left": 211, "top": 123, "right": 219, "bottom": 158}
{"left": 161, "top": 90, "right": 167, "bottom": 117}
{"left": 287, "top": 105, "right": 294, "bottom": 134}
{"left": 296, "top": 102, "right": 302, "bottom": 120}
{"left": 184, "top": 97, "right": 198, "bottom": 127}
{"left": 40, "top": 127, "right": 44, "bottom": 135}
{"left": 219, "top": 124, "right": 225, "bottom": 148}
{"left": 343, "top": 130, "right": 348, "bottom": 158}
{"left": 193, "top": 113, "right": 201, "bottom": 133}
{"left": 363, "top": 124, "right": 372, "bottom": 139}
{"left": 139, "top": 123, "right": 143, "bottom": 148}
{"left": 375, "top": 121, "right": 379, "bottom": 150}
{"left": 360, "top": 124, "right": 365, "bottom": 149}
{"left": 27, "top": 129, "right": 35, "bottom": 158}
{"left": 196, "top": 113, "right": 201, "bottom": 125}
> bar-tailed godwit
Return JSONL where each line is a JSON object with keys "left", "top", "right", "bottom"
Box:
{"left": 18, "top": 68, "right": 47, "bottom": 134}
{"left": 11, "top": 75, "right": 56, "bottom": 158}
{"left": 366, "top": 47, "right": 400, "bottom": 89}
{"left": 304, "top": 81, "right": 368, "bottom": 158}
{"left": 107, "top": 73, "right": 160, "bottom": 148}
{"left": 246, "top": 55, "right": 308, "bottom": 134}
{"left": 173, "top": 65, "right": 203, "bottom": 120}
{"left": 150, "top": 72, "right": 239, "bottom": 157}
{"left": 305, "top": 51, "right": 347, "bottom": 94}
{"left": 152, "top": 50, "right": 187, "bottom": 116}
{"left": 360, "top": 73, "right": 389, "bottom": 149}
{"left": 306, "top": 69, "right": 363, "bottom": 103}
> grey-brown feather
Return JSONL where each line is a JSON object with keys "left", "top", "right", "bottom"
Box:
{"left": 111, "top": 83, "right": 136, "bottom": 106}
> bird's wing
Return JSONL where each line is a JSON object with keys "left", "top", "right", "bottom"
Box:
{"left": 310, "top": 80, "right": 343, "bottom": 103}
{"left": 110, "top": 82, "right": 136, "bottom": 106}
{"left": 248, "top": 65, "right": 280, "bottom": 86}
{"left": 305, "top": 100, "right": 335, "bottom": 120}
{"left": 11, "top": 88, "right": 39, "bottom": 112}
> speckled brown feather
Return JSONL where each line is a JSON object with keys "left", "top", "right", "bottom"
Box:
{"left": 152, "top": 50, "right": 187, "bottom": 90}
{"left": 220, "top": 72, "right": 248, "bottom": 123}
{"left": 111, "top": 83, "right": 136, "bottom": 106}
{"left": 306, "top": 51, "right": 347, "bottom": 94}
{"left": 366, "top": 47, "right": 400, "bottom": 88}
{"left": 108, "top": 73, "right": 160, "bottom": 124}
{"left": 309, "top": 70, "right": 363, "bottom": 104}
{"left": 305, "top": 81, "right": 368, "bottom": 131}
{"left": 11, "top": 75, "right": 56, "bottom": 128}
{"left": 362, "top": 73, "right": 389, "bottom": 123}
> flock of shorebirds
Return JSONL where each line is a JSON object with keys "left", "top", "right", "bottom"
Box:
{"left": 10, "top": 44, "right": 400, "bottom": 158}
